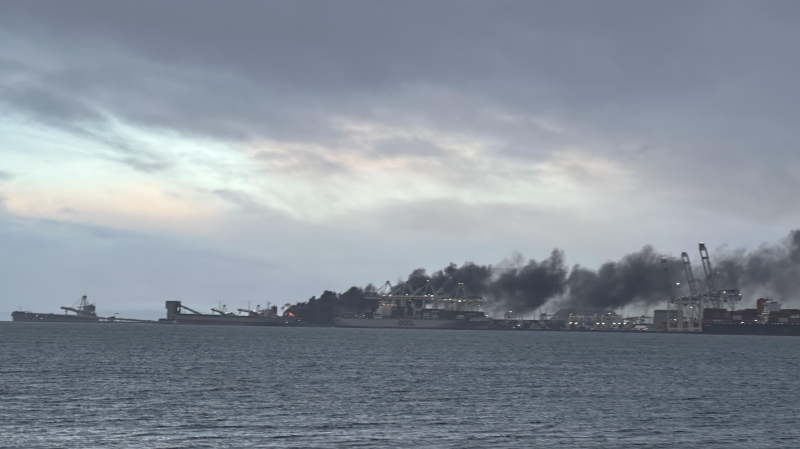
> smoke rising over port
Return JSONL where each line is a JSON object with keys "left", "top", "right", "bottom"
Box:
{"left": 299, "top": 229, "right": 800, "bottom": 317}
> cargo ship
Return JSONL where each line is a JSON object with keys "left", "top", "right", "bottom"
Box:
{"left": 11, "top": 295, "right": 107, "bottom": 322}
{"left": 703, "top": 298, "right": 800, "bottom": 336}
{"left": 158, "top": 300, "right": 298, "bottom": 326}
{"left": 334, "top": 282, "right": 491, "bottom": 330}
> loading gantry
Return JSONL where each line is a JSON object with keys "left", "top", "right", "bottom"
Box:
{"left": 698, "top": 243, "right": 742, "bottom": 311}
{"left": 665, "top": 253, "right": 702, "bottom": 332}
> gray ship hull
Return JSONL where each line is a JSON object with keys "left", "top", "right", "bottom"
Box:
{"left": 703, "top": 323, "right": 800, "bottom": 336}
{"left": 11, "top": 311, "right": 102, "bottom": 323}
{"left": 159, "top": 314, "right": 289, "bottom": 326}
{"left": 160, "top": 301, "right": 294, "bottom": 326}
{"left": 335, "top": 317, "right": 491, "bottom": 330}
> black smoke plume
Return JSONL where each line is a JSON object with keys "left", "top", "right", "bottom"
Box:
{"left": 429, "top": 262, "right": 492, "bottom": 296}
{"left": 395, "top": 231, "right": 800, "bottom": 314}
{"left": 565, "top": 246, "right": 676, "bottom": 309}
{"left": 489, "top": 250, "right": 567, "bottom": 313}
{"left": 387, "top": 247, "right": 677, "bottom": 315}
{"left": 385, "top": 251, "right": 567, "bottom": 315}
{"left": 291, "top": 229, "right": 800, "bottom": 322}
{"left": 713, "top": 229, "right": 800, "bottom": 301}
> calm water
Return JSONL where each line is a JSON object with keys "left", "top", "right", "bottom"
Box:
{"left": 1, "top": 323, "right": 798, "bottom": 448}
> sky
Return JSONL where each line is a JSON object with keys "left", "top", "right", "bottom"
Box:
{"left": 2, "top": 1, "right": 800, "bottom": 319}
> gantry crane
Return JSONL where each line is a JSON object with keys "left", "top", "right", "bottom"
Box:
{"left": 698, "top": 242, "right": 741, "bottom": 311}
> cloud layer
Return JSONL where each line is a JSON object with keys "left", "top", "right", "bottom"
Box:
{"left": 2, "top": 1, "right": 799, "bottom": 317}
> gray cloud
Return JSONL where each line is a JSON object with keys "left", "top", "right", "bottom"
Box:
{"left": 3, "top": 1, "right": 796, "bottom": 214}
{"left": 57, "top": 207, "right": 79, "bottom": 216}
{"left": 373, "top": 138, "right": 445, "bottom": 159}
{"left": 72, "top": 125, "right": 175, "bottom": 173}
{"left": 2, "top": 2, "right": 797, "bottom": 181}
{"left": 4, "top": 2, "right": 799, "bottom": 146}
{"left": 2, "top": 1, "right": 800, "bottom": 317}
{"left": 212, "top": 189, "right": 263, "bottom": 212}
{"left": 0, "top": 80, "right": 103, "bottom": 127}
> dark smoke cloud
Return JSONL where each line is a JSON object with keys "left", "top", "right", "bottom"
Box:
{"left": 565, "top": 246, "right": 674, "bottom": 309}
{"left": 394, "top": 247, "right": 671, "bottom": 315}
{"left": 714, "top": 229, "right": 800, "bottom": 301}
{"left": 392, "top": 263, "right": 491, "bottom": 298}
{"left": 490, "top": 250, "right": 567, "bottom": 313}
{"left": 392, "top": 250, "right": 567, "bottom": 315}
{"left": 387, "top": 230, "right": 800, "bottom": 315}
{"left": 429, "top": 262, "right": 492, "bottom": 296}
{"left": 396, "top": 247, "right": 676, "bottom": 314}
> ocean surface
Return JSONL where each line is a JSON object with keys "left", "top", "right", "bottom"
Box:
{"left": 1, "top": 324, "right": 798, "bottom": 448}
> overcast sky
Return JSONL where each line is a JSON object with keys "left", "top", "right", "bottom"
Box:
{"left": 2, "top": 1, "right": 799, "bottom": 319}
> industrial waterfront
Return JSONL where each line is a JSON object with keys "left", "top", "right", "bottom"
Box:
{"left": 10, "top": 242, "right": 800, "bottom": 336}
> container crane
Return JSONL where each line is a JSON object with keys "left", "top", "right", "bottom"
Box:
{"left": 681, "top": 252, "right": 701, "bottom": 298}
{"left": 698, "top": 242, "right": 741, "bottom": 311}
{"left": 675, "top": 253, "right": 704, "bottom": 331}
{"left": 699, "top": 243, "right": 718, "bottom": 293}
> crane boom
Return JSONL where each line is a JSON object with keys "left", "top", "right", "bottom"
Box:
{"left": 681, "top": 252, "right": 700, "bottom": 297}
{"left": 699, "top": 242, "right": 717, "bottom": 293}
{"left": 178, "top": 304, "right": 202, "bottom": 314}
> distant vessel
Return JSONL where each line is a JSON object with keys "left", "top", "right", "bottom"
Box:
{"left": 334, "top": 282, "right": 491, "bottom": 330}
{"left": 703, "top": 298, "right": 800, "bottom": 336}
{"left": 11, "top": 295, "right": 104, "bottom": 322}
{"left": 158, "top": 300, "right": 297, "bottom": 326}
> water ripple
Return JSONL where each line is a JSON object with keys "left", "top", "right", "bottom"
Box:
{"left": 1, "top": 324, "right": 799, "bottom": 448}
